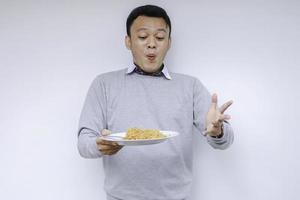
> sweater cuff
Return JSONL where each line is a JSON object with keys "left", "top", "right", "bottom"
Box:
{"left": 206, "top": 122, "right": 232, "bottom": 145}
{"left": 78, "top": 129, "right": 103, "bottom": 158}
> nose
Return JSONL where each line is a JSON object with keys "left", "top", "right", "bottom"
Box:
{"left": 147, "top": 37, "right": 156, "bottom": 49}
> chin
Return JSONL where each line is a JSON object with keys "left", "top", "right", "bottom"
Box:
{"left": 143, "top": 64, "right": 160, "bottom": 72}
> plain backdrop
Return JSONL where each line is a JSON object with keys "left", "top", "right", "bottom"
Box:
{"left": 0, "top": 0, "right": 299, "bottom": 200}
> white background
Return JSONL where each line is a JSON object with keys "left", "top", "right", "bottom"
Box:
{"left": 0, "top": 0, "right": 299, "bottom": 200}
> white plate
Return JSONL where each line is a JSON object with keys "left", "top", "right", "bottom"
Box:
{"left": 100, "top": 130, "right": 179, "bottom": 146}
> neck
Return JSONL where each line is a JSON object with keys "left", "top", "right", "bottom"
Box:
{"left": 134, "top": 63, "right": 164, "bottom": 75}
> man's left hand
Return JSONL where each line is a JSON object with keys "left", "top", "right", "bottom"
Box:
{"left": 205, "top": 93, "right": 233, "bottom": 137}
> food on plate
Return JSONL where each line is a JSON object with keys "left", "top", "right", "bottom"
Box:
{"left": 124, "top": 128, "right": 166, "bottom": 140}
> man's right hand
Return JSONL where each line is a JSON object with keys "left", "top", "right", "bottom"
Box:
{"left": 96, "top": 129, "right": 124, "bottom": 155}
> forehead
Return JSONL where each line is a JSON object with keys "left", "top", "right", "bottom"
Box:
{"left": 131, "top": 16, "right": 169, "bottom": 33}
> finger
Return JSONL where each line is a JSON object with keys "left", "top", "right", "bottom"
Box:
{"left": 213, "top": 114, "right": 230, "bottom": 125}
{"left": 96, "top": 137, "right": 110, "bottom": 145}
{"left": 210, "top": 93, "right": 218, "bottom": 109}
{"left": 219, "top": 100, "right": 233, "bottom": 114}
{"left": 102, "top": 150, "right": 115, "bottom": 155}
{"left": 99, "top": 144, "right": 116, "bottom": 151}
{"left": 109, "top": 146, "right": 123, "bottom": 153}
{"left": 96, "top": 137, "right": 112, "bottom": 144}
{"left": 99, "top": 144, "right": 120, "bottom": 151}
{"left": 102, "top": 147, "right": 123, "bottom": 155}
{"left": 217, "top": 114, "right": 230, "bottom": 122}
{"left": 100, "top": 140, "right": 119, "bottom": 146}
{"left": 98, "top": 145, "right": 123, "bottom": 153}
{"left": 96, "top": 137, "right": 119, "bottom": 146}
{"left": 96, "top": 137, "right": 102, "bottom": 144}
{"left": 101, "top": 129, "right": 112, "bottom": 136}
{"left": 221, "top": 114, "right": 231, "bottom": 121}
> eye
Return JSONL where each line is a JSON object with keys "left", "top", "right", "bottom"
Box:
{"left": 156, "top": 37, "right": 165, "bottom": 41}
{"left": 138, "top": 36, "right": 147, "bottom": 40}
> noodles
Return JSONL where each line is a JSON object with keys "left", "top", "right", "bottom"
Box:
{"left": 124, "top": 128, "right": 166, "bottom": 140}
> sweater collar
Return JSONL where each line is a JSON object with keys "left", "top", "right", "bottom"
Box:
{"left": 126, "top": 63, "right": 172, "bottom": 80}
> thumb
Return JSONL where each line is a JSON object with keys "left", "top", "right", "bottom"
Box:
{"left": 101, "top": 129, "right": 112, "bottom": 136}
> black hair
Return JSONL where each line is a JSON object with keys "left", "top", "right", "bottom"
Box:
{"left": 126, "top": 5, "right": 171, "bottom": 37}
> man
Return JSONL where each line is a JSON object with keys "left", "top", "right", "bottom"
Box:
{"left": 78, "top": 5, "right": 234, "bottom": 200}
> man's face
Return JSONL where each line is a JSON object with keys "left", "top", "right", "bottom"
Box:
{"left": 125, "top": 16, "right": 171, "bottom": 73}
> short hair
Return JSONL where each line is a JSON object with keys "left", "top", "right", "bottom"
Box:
{"left": 126, "top": 5, "right": 171, "bottom": 37}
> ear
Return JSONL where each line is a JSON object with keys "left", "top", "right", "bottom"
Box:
{"left": 167, "top": 37, "right": 171, "bottom": 50}
{"left": 125, "top": 35, "right": 131, "bottom": 50}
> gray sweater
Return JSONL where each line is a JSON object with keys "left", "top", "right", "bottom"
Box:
{"left": 77, "top": 68, "right": 234, "bottom": 200}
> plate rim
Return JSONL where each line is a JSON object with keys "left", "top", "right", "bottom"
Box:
{"left": 100, "top": 130, "right": 179, "bottom": 142}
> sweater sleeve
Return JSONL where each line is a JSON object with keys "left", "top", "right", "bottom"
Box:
{"left": 77, "top": 76, "right": 107, "bottom": 158}
{"left": 193, "top": 78, "right": 234, "bottom": 150}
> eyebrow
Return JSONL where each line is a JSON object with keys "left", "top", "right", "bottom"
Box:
{"left": 137, "top": 28, "right": 167, "bottom": 33}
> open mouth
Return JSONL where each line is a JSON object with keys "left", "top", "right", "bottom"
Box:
{"left": 146, "top": 54, "right": 156, "bottom": 61}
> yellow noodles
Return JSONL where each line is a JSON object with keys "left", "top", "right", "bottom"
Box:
{"left": 124, "top": 128, "right": 166, "bottom": 140}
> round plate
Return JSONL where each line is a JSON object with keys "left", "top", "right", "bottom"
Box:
{"left": 100, "top": 130, "right": 179, "bottom": 146}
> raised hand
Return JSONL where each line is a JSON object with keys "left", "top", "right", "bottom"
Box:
{"left": 205, "top": 93, "right": 233, "bottom": 137}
